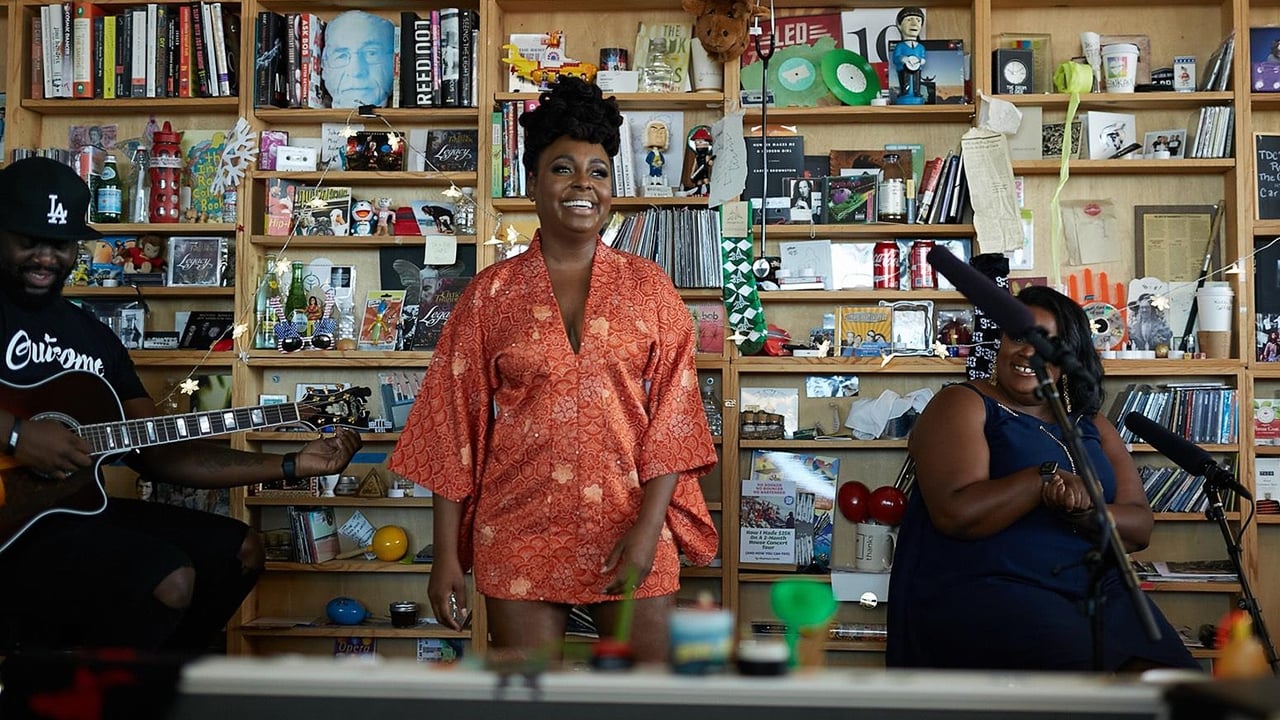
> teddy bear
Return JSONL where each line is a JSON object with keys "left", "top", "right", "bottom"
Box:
{"left": 682, "top": 0, "right": 768, "bottom": 64}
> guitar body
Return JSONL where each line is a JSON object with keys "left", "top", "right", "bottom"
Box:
{"left": 0, "top": 371, "right": 125, "bottom": 555}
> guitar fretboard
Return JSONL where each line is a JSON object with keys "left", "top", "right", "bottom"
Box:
{"left": 75, "top": 404, "right": 304, "bottom": 455}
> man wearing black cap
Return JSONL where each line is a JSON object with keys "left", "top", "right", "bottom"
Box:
{"left": 0, "top": 157, "right": 363, "bottom": 653}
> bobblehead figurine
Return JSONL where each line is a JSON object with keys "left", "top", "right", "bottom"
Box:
{"left": 642, "top": 119, "right": 673, "bottom": 197}
{"left": 892, "top": 7, "right": 926, "bottom": 105}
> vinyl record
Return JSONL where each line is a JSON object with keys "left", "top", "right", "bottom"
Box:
{"left": 821, "top": 49, "right": 880, "bottom": 106}
{"left": 1083, "top": 302, "right": 1125, "bottom": 350}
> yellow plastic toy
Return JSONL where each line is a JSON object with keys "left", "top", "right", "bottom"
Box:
{"left": 372, "top": 525, "right": 408, "bottom": 562}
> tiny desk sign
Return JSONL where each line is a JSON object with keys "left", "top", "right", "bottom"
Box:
{"left": 1256, "top": 133, "right": 1280, "bottom": 219}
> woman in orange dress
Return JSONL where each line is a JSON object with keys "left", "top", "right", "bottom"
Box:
{"left": 389, "top": 77, "right": 718, "bottom": 663}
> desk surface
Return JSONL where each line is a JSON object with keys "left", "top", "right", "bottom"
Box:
{"left": 176, "top": 656, "right": 1178, "bottom": 720}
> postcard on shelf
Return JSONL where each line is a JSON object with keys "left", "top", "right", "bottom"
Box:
{"left": 686, "top": 302, "right": 726, "bottom": 354}
{"left": 358, "top": 290, "right": 406, "bottom": 351}
{"left": 1042, "top": 121, "right": 1083, "bottom": 160}
{"left": 177, "top": 311, "right": 234, "bottom": 350}
{"left": 345, "top": 131, "right": 406, "bottom": 172}
{"left": 166, "top": 236, "right": 227, "bottom": 286}
{"left": 410, "top": 201, "right": 457, "bottom": 236}
{"left": 836, "top": 304, "right": 892, "bottom": 357}
{"left": 1255, "top": 399, "right": 1280, "bottom": 445}
{"left": 739, "top": 477, "right": 797, "bottom": 565}
{"left": 259, "top": 129, "right": 289, "bottom": 171}
{"left": 294, "top": 186, "right": 352, "bottom": 236}
{"left": 1083, "top": 111, "right": 1136, "bottom": 160}
{"left": 1142, "top": 129, "right": 1186, "bottom": 159}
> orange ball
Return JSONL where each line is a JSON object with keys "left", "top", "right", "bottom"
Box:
{"left": 372, "top": 525, "right": 408, "bottom": 562}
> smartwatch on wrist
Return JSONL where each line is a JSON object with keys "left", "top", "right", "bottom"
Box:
{"left": 1039, "top": 461, "right": 1059, "bottom": 484}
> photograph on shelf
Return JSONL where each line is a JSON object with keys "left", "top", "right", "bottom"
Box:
{"left": 117, "top": 307, "right": 145, "bottom": 350}
{"left": 294, "top": 186, "right": 353, "bottom": 236}
{"left": 345, "top": 131, "right": 407, "bottom": 171}
{"left": 178, "top": 310, "right": 235, "bottom": 350}
{"left": 1142, "top": 129, "right": 1186, "bottom": 158}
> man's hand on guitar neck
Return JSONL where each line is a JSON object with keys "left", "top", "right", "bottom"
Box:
{"left": 294, "top": 428, "right": 364, "bottom": 478}
{"left": 8, "top": 415, "right": 93, "bottom": 481}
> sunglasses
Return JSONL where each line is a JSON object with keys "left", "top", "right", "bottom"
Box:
{"left": 275, "top": 317, "right": 337, "bottom": 353}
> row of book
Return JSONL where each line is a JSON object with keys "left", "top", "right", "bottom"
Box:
{"left": 604, "top": 207, "right": 722, "bottom": 289}
{"left": 1138, "top": 464, "right": 1235, "bottom": 514}
{"left": 1188, "top": 106, "right": 1235, "bottom": 159}
{"left": 287, "top": 505, "right": 339, "bottom": 563}
{"left": 252, "top": 9, "right": 479, "bottom": 110}
{"left": 492, "top": 99, "right": 535, "bottom": 199}
{"left": 1111, "top": 383, "right": 1238, "bottom": 446}
{"left": 32, "top": 1, "right": 239, "bottom": 100}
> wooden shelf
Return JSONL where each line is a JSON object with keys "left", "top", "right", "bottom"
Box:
{"left": 253, "top": 107, "right": 479, "bottom": 124}
{"left": 756, "top": 289, "right": 967, "bottom": 302}
{"left": 496, "top": 91, "right": 724, "bottom": 109}
{"left": 21, "top": 97, "right": 240, "bottom": 114}
{"left": 1259, "top": 515, "right": 1280, "bottom": 524}
{"left": 254, "top": 171, "right": 476, "bottom": 186}
{"left": 1153, "top": 512, "right": 1241, "bottom": 522}
{"left": 1101, "top": 359, "right": 1242, "bottom": 375}
{"left": 245, "top": 350, "right": 432, "bottom": 367}
{"left": 756, "top": 224, "right": 976, "bottom": 239}
{"left": 247, "top": 496, "right": 430, "bottom": 507}
{"left": 680, "top": 567, "right": 723, "bottom": 578}
{"left": 87, "top": 222, "right": 235, "bottom": 233}
{"left": 65, "top": 285, "right": 234, "bottom": 298}
{"left": 266, "top": 561, "right": 432, "bottom": 573}
{"left": 825, "top": 640, "right": 888, "bottom": 653}
{"left": 248, "top": 234, "right": 478, "bottom": 247}
{"left": 1012, "top": 159, "right": 1234, "bottom": 175}
{"left": 741, "top": 439, "right": 908, "bottom": 450}
{"left": 129, "top": 350, "right": 235, "bottom": 367}
{"left": 491, "top": 196, "right": 708, "bottom": 211}
{"left": 732, "top": 356, "right": 966, "bottom": 374}
{"left": 239, "top": 622, "right": 469, "bottom": 639}
{"left": 998, "top": 91, "right": 1233, "bottom": 111}
{"left": 1141, "top": 581, "right": 1242, "bottom": 593}
{"left": 741, "top": 104, "right": 975, "bottom": 124}
{"left": 1129, "top": 443, "right": 1237, "bottom": 454}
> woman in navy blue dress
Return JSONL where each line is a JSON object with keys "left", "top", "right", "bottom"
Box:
{"left": 887, "top": 286, "right": 1199, "bottom": 672}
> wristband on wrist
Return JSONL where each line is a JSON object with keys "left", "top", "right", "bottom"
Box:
{"left": 1039, "top": 461, "right": 1059, "bottom": 484}
{"left": 4, "top": 418, "right": 20, "bottom": 455}
{"left": 281, "top": 452, "right": 299, "bottom": 481}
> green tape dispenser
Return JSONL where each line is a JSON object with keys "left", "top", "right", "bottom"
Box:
{"left": 1054, "top": 61, "right": 1094, "bottom": 93}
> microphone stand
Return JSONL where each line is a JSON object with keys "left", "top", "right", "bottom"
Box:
{"left": 1200, "top": 483, "right": 1279, "bottom": 672}
{"left": 1024, "top": 332, "right": 1162, "bottom": 671}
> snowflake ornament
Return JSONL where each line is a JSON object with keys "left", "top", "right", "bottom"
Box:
{"left": 212, "top": 117, "right": 258, "bottom": 194}
{"left": 232, "top": 323, "right": 249, "bottom": 339}
{"left": 1151, "top": 295, "right": 1171, "bottom": 313}
{"left": 179, "top": 377, "right": 201, "bottom": 395}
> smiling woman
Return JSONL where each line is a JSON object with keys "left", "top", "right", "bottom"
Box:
{"left": 389, "top": 77, "right": 719, "bottom": 667}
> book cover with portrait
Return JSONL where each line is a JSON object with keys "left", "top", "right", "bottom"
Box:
{"left": 293, "top": 186, "right": 352, "bottom": 236}
{"left": 411, "top": 276, "right": 472, "bottom": 351}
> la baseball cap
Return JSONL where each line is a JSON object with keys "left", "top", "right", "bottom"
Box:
{"left": 0, "top": 156, "right": 103, "bottom": 241}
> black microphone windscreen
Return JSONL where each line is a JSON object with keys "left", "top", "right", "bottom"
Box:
{"left": 926, "top": 246, "right": 1035, "bottom": 337}
{"left": 1123, "top": 412, "right": 1213, "bottom": 475}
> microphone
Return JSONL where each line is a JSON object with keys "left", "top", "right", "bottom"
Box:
{"left": 1123, "top": 412, "right": 1253, "bottom": 500}
{"left": 926, "top": 245, "right": 1035, "bottom": 338}
{"left": 926, "top": 246, "right": 1090, "bottom": 388}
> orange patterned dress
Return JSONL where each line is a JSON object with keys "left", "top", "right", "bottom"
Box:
{"left": 388, "top": 234, "right": 719, "bottom": 604}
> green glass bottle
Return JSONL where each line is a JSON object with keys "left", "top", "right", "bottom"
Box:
{"left": 284, "top": 261, "right": 307, "bottom": 334}
{"left": 254, "top": 253, "right": 279, "bottom": 349}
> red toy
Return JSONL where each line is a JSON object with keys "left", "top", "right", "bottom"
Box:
{"left": 868, "top": 485, "right": 908, "bottom": 526}
{"left": 836, "top": 481, "right": 871, "bottom": 523}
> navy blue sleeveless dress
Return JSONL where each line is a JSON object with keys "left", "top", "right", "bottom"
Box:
{"left": 886, "top": 383, "right": 1199, "bottom": 670}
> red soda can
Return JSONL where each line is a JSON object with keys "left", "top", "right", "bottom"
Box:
{"left": 873, "top": 241, "right": 900, "bottom": 289}
{"left": 910, "top": 240, "right": 937, "bottom": 289}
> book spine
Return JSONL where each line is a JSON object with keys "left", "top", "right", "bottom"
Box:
{"left": 45, "top": 4, "right": 64, "bottom": 99}
{"left": 210, "top": 2, "right": 230, "bottom": 96}
{"left": 129, "top": 8, "right": 146, "bottom": 97}
{"left": 143, "top": 3, "right": 156, "bottom": 97}
{"left": 199, "top": 2, "right": 218, "bottom": 96}
{"left": 502, "top": 101, "right": 517, "bottom": 197}
{"left": 397, "top": 12, "right": 417, "bottom": 107}
{"left": 429, "top": 10, "right": 441, "bottom": 104}
{"left": 490, "top": 110, "right": 503, "bottom": 198}
{"left": 115, "top": 9, "right": 129, "bottom": 98}
{"left": 439, "top": 8, "right": 458, "bottom": 106}
{"left": 62, "top": 2, "right": 73, "bottom": 97}
{"left": 93, "top": 15, "right": 104, "bottom": 98}
{"left": 415, "top": 18, "right": 434, "bottom": 106}
{"left": 458, "top": 9, "right": 476, "bottom": 108}
{"left": 32, "top": 14, "right": 46, "bottom": 100}
{"left": 155, "top": 4, "right": 168, "bottom": 98}
{"left": 300, "top": 14, "right": 324, "bottom": 108}
{"left": 167, "top": 8, "right": 179, "bottom": 97}
{"left": 103, "top": 15, "right": 117, "bottom": 99}
{"left": 177, "top": 4, "right": 191, "bottom": 97}
{"left": 191, "top": 3, "right": 211, "bottom": 97}
{"left": 70, "top": 1, "right": 93, "bottom": 99}
{"left": 283, "top": 12, "right": 298, "bottom": 106}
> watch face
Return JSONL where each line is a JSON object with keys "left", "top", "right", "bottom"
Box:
{"left": 1004, "top": 60, "right": 1028, "bottom": 85}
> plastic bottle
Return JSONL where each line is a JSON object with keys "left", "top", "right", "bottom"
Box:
{"left": 254, "top": 253, "right": 280, "bottom": 349}
{"left": 640, "top": 37, "right": 678, "bottom": 93}
{"left": 284, "top": 261, "right": 308, "bottom": 335}
{"left": 94, "top": 154, "right": 123, "bottom": 223}
{"left": 456, "top": 187, "right": 477, "bottom": 235}
{"left": 877, "top": 153, "right": 907, "bottom": 223}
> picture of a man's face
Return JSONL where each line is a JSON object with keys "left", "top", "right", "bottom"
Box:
{"left": 322, "top": 11, "right": 396, "bottom": 108}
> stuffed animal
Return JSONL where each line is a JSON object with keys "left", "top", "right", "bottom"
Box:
{"left": 682, "top": 0, "right": 768, "bottom": 64}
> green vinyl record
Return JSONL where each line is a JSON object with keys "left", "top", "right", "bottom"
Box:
{"left": 821, "top": 49, "right": 880, "bottom": 106}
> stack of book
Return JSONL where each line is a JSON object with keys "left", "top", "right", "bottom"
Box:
{"left": 288, "top": 506, "right": 340, "bottom": 563}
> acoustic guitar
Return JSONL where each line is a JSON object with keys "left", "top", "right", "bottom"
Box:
{"left": 0, "top": 370, "right": 370, "bottom": 554}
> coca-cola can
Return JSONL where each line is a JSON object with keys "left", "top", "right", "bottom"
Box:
{"left": 910, "top": 240, "right": 937, "bottom": 289}
{"left": 873, "top": 241, "right": 900, "bottom": 289}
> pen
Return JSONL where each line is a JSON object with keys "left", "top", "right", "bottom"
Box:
{"left": 1108, "top": 142, "right": 1143, "bottom": 159}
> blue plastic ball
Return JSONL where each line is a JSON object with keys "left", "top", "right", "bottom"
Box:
{"left": 326, "top": 596, "right": 369, "bottom": 625}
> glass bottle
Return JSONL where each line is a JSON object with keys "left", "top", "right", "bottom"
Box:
{"left": 877, "top": 152, "right": 907, "bottom": 223}
{"left": 94, "top": 154, "right": 123, "bottom": 223}
{"left": 254, "top": 253, "right": 280, "bottom": 349}
{"left": 456, "top": 187, "right": 477, "bottom": 235}
{"left": 284, "top": 261, "right": 308, "bottom": 335}
{"left": 335, "top": 296, "right": 358, "bottom": 351}
{"left": 640, "top": 37, "right": 678, "bottom": 93}
{"left": 700, "top": 376, "right": 723, "bottom": 436}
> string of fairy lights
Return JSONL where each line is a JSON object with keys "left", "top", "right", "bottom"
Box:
{"left": 151, "top": 110, "right": 1279, "bottom": 405}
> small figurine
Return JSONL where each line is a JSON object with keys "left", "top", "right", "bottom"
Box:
{"left": 644, "top": 120, "right": 669, "bottom": 187}
{"left": 351, "top": 200, "right": 375, "bottom": 236}
{"left": 683, "top": 125, "right": 714, "bottom": 196}
{"left": 891, "top": 7, "right": 926, "bottom": 105}
{"left": 375, "top": 197, "right": 394, "bottom": 236}
{"left": 123, "top": 235, "right": 166, "bottom": 274}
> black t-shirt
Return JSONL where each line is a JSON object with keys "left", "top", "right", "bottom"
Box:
{"left": 0, "top": 297, "right": 147, "bottom": 403}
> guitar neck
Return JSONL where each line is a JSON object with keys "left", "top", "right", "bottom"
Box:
{"left": 75, "top": 403, "right": 306, "bottom": 455}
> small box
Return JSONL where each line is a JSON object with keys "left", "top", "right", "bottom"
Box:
{"left": 275, "top": 145, "right": 318, "bottom": 172}
{"left": 1173, "top": 55, "right": 1197, "bottom": 92}
{"left": 993, "top": 48, "right": 1034, "bottom": 94}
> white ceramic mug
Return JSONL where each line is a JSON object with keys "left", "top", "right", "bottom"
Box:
{"left": 855, "top": 521, "right": 897, "bottom": 572}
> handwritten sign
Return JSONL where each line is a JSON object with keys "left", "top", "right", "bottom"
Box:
{"left": 1256, "top": 133, "right": 1280, "bottom": 219}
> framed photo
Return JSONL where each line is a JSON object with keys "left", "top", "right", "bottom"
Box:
{"left": 1143, "top": 129, "right": 1187, "bottom": 158}
{"left": 1133, "top": 205, "right": 1218, "bottom": 282}
{"left": 117, "top": 307, "right": 145, "bottom": 349}
{"left": 167, "top": 236, "right": 227, "bottom": 286}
